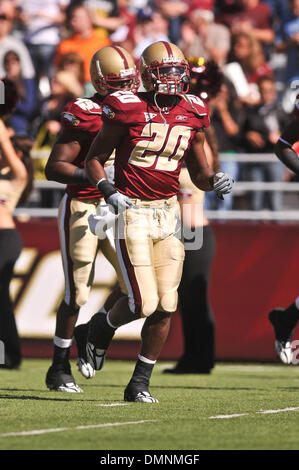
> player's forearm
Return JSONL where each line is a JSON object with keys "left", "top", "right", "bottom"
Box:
{"left": 205, "top": 127, "right": 220, "bottom": 173}
{"left": 45, "top": 161, "right": 89, "bottom": 184}
{"left": 274, "top": 141, "right": 299, "bottom": 175}
{"left": 85, "top": 157, "right": 108, "bottom": 188}
{"left": 190, "top": 168, "right": 215, "bottom": 192}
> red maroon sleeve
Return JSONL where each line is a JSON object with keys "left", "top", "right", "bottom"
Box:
{"left": 61, "top": 98, "right": 102, "bottom": 132}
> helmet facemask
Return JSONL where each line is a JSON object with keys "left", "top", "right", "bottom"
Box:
{"left": 105, "top": 67, "right": 140, "bottom": 93}
{"left": 94, "top": 70, "right": 139, "bottom": 96}
{"left": 144, "top": 63, "right": 190, "bottom": 95}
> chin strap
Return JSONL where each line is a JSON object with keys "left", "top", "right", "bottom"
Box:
{"left": 154, "top": 92, "right": 167, "bottom": 126}
{"left": 181, "top": 93, "right": 202, "bottom": 117}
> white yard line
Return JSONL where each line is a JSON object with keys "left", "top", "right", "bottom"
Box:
{"left": 0, "top": 420, "right": 155, "bottom": 438}
{"left": 259, "top": 407, "right": 299, "bottom": 414}
{"left": 95, "top": 403, "right": 129, "bottom": 407}
{"left": 209, "top": 413, "right": 248, "bottom": 419}
{"left": 209, "top": 406, "right": 299, "bottom": 419}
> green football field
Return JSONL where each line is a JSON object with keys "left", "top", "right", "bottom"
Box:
{"left": 0, "top": 359, "right": 298, "bottom": 451}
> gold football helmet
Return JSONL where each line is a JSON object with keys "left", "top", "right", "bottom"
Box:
{"left": 139, "top": 41, "right": 190, "bottom": 95}
{"left": 90, "top": 46, "right": 139, "bottom": 96}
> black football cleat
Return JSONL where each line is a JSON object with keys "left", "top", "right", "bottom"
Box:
{"left": 86, "top": 341, "right": 106, "bottom": 371}
{"left": 86, "top": 312, "right": 115, "bottom": 371}
{"left": 268, "top": 308, "right": 294, "bottom": 364}
{"left": 46, "top": 364, "right": 83, "bottom": 393}
{"left": 74, "top": 323, "right": 95, "bottom": 379}
{"left": 124, "top": 382, "right": 158, "bottom": 403}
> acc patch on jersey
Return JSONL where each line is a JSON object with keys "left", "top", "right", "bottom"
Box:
{"left": 61, "top": 112, "right": 80, "bottom": 126}
{"left": 102, "top": 104, "right": 115, "bottom": 119}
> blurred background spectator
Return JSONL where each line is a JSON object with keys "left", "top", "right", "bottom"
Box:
{"left": 0, "top": 2, "right": 36, "bottom": 88}
{"left": 17, "top": 0, "right": 69, "bottom": 97}
{"left": 155, "top": 0, "right": 188, "bottom": 44}
{"left": 241, "top": 75, "right": 290, "bottom": 210}
{"left": 3, "top": 50, "right": 36, "bottom": 137}
{"left": 33, "top": 69, "right": 82, "bottom": 149}
{"left": 83, "top": 0, "right": 125, "bottom": 37}
{"left": 133, "top": 6, "right": 170, "bottom": 59}
{"left": 1, "top": 0, "right": 298, "bottom": 212}
{"left": 224, "top": 32, "right": 273, "bottom": 105}
{"left": 108, "top": 0, "right": 137, "bottom": 51}
{"left": 32, "top": 69, "right": 82, "bottom": 207}
{"left": 53, "top": 3, "right": 110, "bottom": 95}
{"left": 179, "top": 8, "right": 230, "bottom": 66}
{"left": 216, "top": 0, "right": 274, "bottom": 47}
{"left": 56, "top": 51, "right": 85, "bottom": 86}
{"left": 274, "top": 0, "right": 299, "bottom": 84}
{"left": 206, "top": 78, "right": 245, "bottom": 210}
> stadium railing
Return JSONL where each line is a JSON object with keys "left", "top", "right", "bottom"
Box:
{"left": 14, "top": 152, "right": 299, "bottom": 221}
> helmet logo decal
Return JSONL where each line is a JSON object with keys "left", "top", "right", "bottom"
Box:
{"left": 161, "top": 56, "right": 183, "bottom": 64}
{"left": 119, "top": 67, "right": 135, "bottom": 77}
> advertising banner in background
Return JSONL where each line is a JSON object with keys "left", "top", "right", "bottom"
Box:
{"left": 13, "top": 219, "right": 299, "bottom": 361}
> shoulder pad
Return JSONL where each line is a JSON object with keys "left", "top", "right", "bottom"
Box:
{"left": 65, "top": 98, "right": 102, "bottom": 115}
{"left": 102, "top": 91, "right": 142, "bottom": 125}
{"left": 185, "top": 94, "right": 208, "bottom": 115}
{"left": 184, "top": 94, "right": 210, "bottom": 128}
{"left": 61, "top": 98, "right": 102, "bottom": 130}
{"left": 104, "top": 91, "right": 142, "bottom": 110}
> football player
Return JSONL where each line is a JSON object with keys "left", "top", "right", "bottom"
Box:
{"left": 163, "top": 58, "right": 224, "bottom": 375}
{"left": 85, "top": 41, "right": 234, "bottom": 403}
{"left": 268, "top": 97, "right": 299, "bottom": 365}
{"left": 44, "top": 45, "right": 139, "bottom": 392}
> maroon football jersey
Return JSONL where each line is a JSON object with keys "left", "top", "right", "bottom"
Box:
{"left": 61, "top": 95, "right": 103, "bottom": 200}
{"left": 101, "top": 90, "right": 210, "bottom": 200}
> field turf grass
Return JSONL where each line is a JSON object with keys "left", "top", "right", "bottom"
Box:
{"left": 0, "top": 359, "right": 299, "bottom": 451}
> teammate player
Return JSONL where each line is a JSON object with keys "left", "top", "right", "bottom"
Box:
{"left": 44, "top": 46, "right": 139, "bottom": 392}
{"left": 268, "top": 98, "right": 299, "bottom": 365}
{"left": 84, "top": 41, "right": 234, "bottom": 402}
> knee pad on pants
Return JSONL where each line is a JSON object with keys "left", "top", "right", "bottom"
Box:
{"left": 158, "top": 291, "right": 178, "bottom": 314}
{"left": 128, "top": 294, "right": 159, "bottom": 318}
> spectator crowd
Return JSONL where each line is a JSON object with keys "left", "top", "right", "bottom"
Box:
{"left": 1, "top": 0, "right": 298, "bottom": 211}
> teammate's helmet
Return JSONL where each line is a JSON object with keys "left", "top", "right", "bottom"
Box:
{"left": 90, "top": 46, "right": 139, "bottom": 96}
{"left": 139, "top": 41, "right": 190, "bottom": 95}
